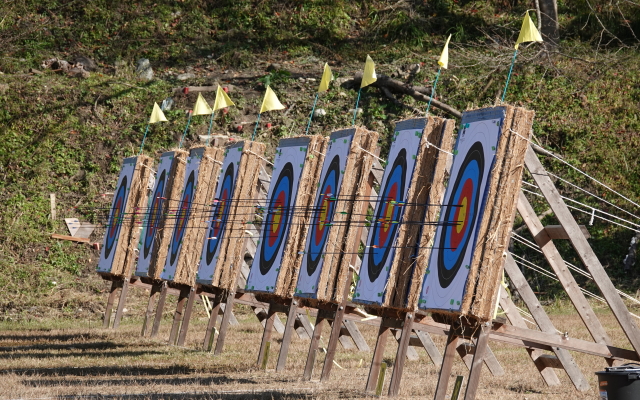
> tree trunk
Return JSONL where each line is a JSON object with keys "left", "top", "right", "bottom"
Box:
{"left": 537, "top": 0, "right": 559, "bottom": 47}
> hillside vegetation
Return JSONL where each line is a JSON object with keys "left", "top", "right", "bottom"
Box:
{"left": 1, "top": 0, "right": 639, "bottom": 319}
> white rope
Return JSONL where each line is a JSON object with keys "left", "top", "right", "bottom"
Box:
{"left": 509, "top": 128, "right": 640, "bottom": 212}
{"left": 357, "top": 146, "right": 386, "bottom": 164}
{"left": 245, "top": 149, "right": 274, "bottom": 166}
{"left": 521, "top": 187, "right": 640, "bottom": 233}
{"left": 423, "top": 140, "right": 454, "bottom": 156}
{"left": 546, "top": 170, "right": 640, "bottom": 222}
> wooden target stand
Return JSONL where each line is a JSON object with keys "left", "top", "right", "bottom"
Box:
{"left": 348, "top": 144, "right": 640, "bottom": 399}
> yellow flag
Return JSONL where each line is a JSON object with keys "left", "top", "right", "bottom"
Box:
{"left": 213, "top": 86, "right": 235, "bottom": 111}
{"left": 361, "top": 55, "right": 377, "bottom": 88}
{"left": 260, "top": 86, "right": 285, "bottom": 113}
{"left": 438, "top": 34, "right": 452, "bottom": 69}
{"left": 192, "top": 93, "right": 213, "bottom": 116}
{"left": 149, "top": 102, "right": 168, "bottom": 124}
{"left": 317, "top": 63, "right": 333, "bottom": 93}
{"left": 515, "top": 11, "right": 543, "bottom": 50}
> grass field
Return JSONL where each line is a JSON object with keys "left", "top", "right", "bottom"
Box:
{"left": 0, "top": 281, "right": 633, "bottom": 399}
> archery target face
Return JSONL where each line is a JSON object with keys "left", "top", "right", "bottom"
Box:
{"left": 419, "top": 110, "right": 503, "bottom": 312}
{"left": 295, "top": 130, "right": 354, "bottom": 297}
{"left": 246, "top": 138, "right": 310, "bottom": 293}
{"left": 161, "top": 148, "right": 204, "bottom": 281}
{"left": 97, "top": 157, "right": 137, "bottom": 273}
{"left": 135, "top": 152, "right": 175, "bottom": 277}
{"left": 353, "top": 123, "right": 424, "bottom": 304}
{"left": 196, "top": 143, "right": 243, "bottom": 284}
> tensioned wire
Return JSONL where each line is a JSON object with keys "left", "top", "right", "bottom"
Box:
{"left": 510, "top": 232, "right": 640, "bottom": 307}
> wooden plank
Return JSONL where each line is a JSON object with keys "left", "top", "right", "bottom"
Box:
{"left": 414, "top": 330, "right": 443, "bottom": 365}
{"left": 168, "top": 288, "right": 189, "bottom": 345}
{"left": 525, "top": 146, "right": 640, "bottom": 358}
{"left": 103, "top": 280, "right": 119, "bottom": 328}
{"left": 51, "top": 234, "right": 89, "bottom": 243}
{"left": 394, "top": 329, "right": 420, "bottom": 361}
{"left": 365, "top": 325, "right": 391, "bottom": 393}
{"left": 388, "top": 313, "right": 414, "bottom": 396}
{"left": 498, "top": 286, "right": 561, "bottom": 386}
{"left": 276, "top": 301, "right": 297, "bottom": 372}
{"left": 112, "top": 278, "right": 130, "bottom": 329}
{"left": 176, "top": 287, "right": 197, "bottom": 346}
{"left": 343, "top": 319, "right": 370, "bottom": 351}
{"left": 433, "top": 325, "right": 460, "bottom": 400}
{"left": 463, "top": 323, "right": 491, "bottom": 400}
{"left": 203, "top": 296, "right": 222, "bottom": 351}
{"left": 517, "top": 192, "right": 613, "bottom": 348}
{"left": 535, "top": 354, "right": 564, "bottom": 369}
{"left": 456, "top": 342, "right": 504, "bottom": 377}
{"left": 338, "top": 325, "right": 356, "bottom": 350}
{"left": 254, "top": 306, "right": 285, "bottom": 334}
{"left": 303, "top": 316, "right": 327, "bottom": 381}
{"left": 219, "top": 303, "right": 239, "bottom": 326}
{"left": 151, "top": 282, "right": 168, "bottom": 338}
{"left": 256, "top": 306, "right": 276, "bottom": 367}
{"left": 505, "top": 253, "right": 591, "bottom": 391}
{"left": 544, "top": 224, "right": 591, "bottom": 239}
{"left": 50, "top": 193, "right": 56, "bottom": 220}
{"left": 214, "top": 292, "right": 236, "bottom": 355}
{"left": 296, "top": 313, "right": 315, "bottom": 339}
{"left": 142, "top": 284, "right": 162, "bottom": 337}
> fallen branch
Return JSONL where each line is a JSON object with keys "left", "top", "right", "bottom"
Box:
{"left": 345, "top": 73, "right": 462, "bottom": 118}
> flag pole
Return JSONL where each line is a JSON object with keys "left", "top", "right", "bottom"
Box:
{"left": 425, "top": 67, "right": 442, "bottom": 117}
{"left": 178, "top": 110, "right": 193, "bottom": 149}
{"left": 501, "top": 49, "right": 519, "bottom": 103}
{"left": 252, "top": 113, "right": 261, "bottom": 141}
{"left": 138, "top": 123, "right": 151, "bottom": 155}
{"left": 352, "top": 88, "right": 362, "bottom": 126}
{"left": 206, "top": 111, "right": 216, "bottom": 147}
{"left": 305, "top": 93, "right": 320, "bottom": 135}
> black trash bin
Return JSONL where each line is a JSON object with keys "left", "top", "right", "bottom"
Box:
{"left": 596, "top": 364, "right": 640, "bottom": 400}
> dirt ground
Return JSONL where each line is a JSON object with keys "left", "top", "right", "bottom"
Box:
{"left": 0, "top": 285, "right": 632, "bottom": 400}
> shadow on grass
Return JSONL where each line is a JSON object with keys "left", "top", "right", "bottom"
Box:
{"left": 0, "top": 350, "right": 166, "bottom": 360}
{"left": 0, "top": 341, "right": 124, "bottom": 352}
{"left": 53, "top": 391, "right": 313, "bottom": 399}
{"left": 23, "top": 375, "right": 256, "bottom": 388}
{"left": 0, "top": 333, "right": 98, "bottom": 342}
{"left": 4, "top": 365, "right": 197, "bottom": 377}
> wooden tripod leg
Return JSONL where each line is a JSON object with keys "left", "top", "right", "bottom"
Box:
{"left": 176, "top": 287, "right": 197, "bottom": 347}
{"left": 257, "top": 305, "right": 276, "bottom": 367}
{"left": 434, "top": 324, "right": 460, "bottom": 400}
{"left": 203, "top": 296, "right": 222, "bottom": 351}
{"left": 168, "top": 287, "right": 189, "bottom": 345}
{"left": 388, "top": 313, "right": 414, "bottom": 397}
{"left": 415, "top": 330, "right": 443, "bottom": 365}
{"left": 505, "top": 254, "right": 590, "bottom": 392}
{"left": 343, "top": 319, "right": 370, "bottom": 351}
{"left": 142, "top": 284, "right": 162, "bottom": 337}
{"left": 276, "top": 300, "right": 298, "bottom": 372}
{"left": 498, "top": 286, "right": 561, "bottom": 386}
{"left": 303, "top": 314, "right": 327, "bottom": 381}
{"left": 320, "top": 305, "right": 347, "bottom": 382}
{"left": 463, "top": 323, "right": 491, "bottom": 400}
{"left": 151, "top": 282, "right": 168, "bottom": 338}
{"left": 365, "top": 323, "right": 391, "bottom": 393}
{"left": 112, "top": 278, "right": 130, "bottom": 329}
{"left": 213, "top": 291, "right": 236, "bottom": 356}
{"left": 103, "top": 280, "right": 120, "bottom": 328}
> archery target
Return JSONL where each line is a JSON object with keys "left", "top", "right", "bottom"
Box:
{"left": 135, "top": 152, "right": 175, "bottom": 276}
{"left": 196, "top": 143, "right": 243, "bottom": 284}
{"left": 296, "top": 131, "right": 354, "bottom": 297}
{"left": 246, "top": 138, "right": 310, "bottom": 293}
{"left": 419, "top": 111, "right": 503, "bottom": 311}
{"left": 353, "top": 126, "right": 423, "bottom": 304}
{"left": 97, "top": 157, "right": 137, "bottom": 273}
{"left": 161, "top": 148, "right": 204, "bottom": 281}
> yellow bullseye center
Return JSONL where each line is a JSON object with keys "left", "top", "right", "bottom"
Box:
{"left": 319, "top": 199, "right": 328, "bottom": 229}
{"left": 272, "top": 207, "right": 281, "bottom": 233}
{"left": 383, "top": 204, "right": 394, "bottom": 232}
{"left": 456, "top": 197, "right": 468, "bottom": 234}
